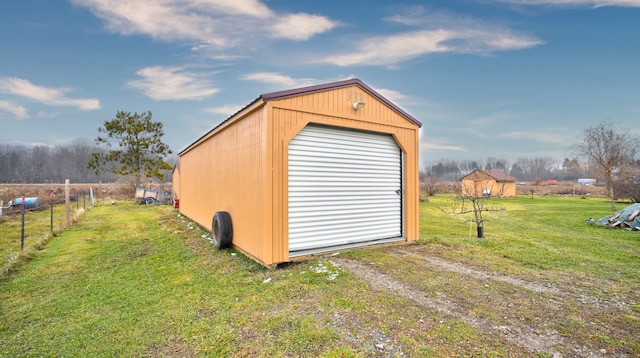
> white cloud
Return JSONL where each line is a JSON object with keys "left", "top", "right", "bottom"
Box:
{"left": 203, "top": 104, "right": 244, "bottom": 116}
{"left": 500, "top": 130, "right": 569, "bottom": 144}
{"left": 374, "top": 88, "right": 408, "bottom": 104}
{"left": 324, "top": 9, "right": 543, "bottom": 67}
{"left": 241, "top": 72, "right": 319, "bottom": 88}
{"left": 0, "top": 100, "right": 28, "bottom": 119}
{"left": 0, "top": 77, "right": 100, "bottom": 110}
{"left": 324, "top": 27, "right": 542, "bottom": 67}
{"left": 126, "top": 66, "right": 219, "bottom": 100}
{"left": 494, "top": 0, "right": 640, "bottom": 7}
{"left": 324, "top": 30, "right": 451, "bottom": 67}
{"left": 420, "top": 139, "right": 465, "bottom": 152}
{"left": 271, "top": 13, "right": 338, "bottom": 41}
{"left": 71, "top": 0, "right": 337, "bottom": 49}
{"left": 470, "top": 110, "right": 519, "bottom": 126}
{"left": 186, "top": 0, "right": 273, "bottom": 17}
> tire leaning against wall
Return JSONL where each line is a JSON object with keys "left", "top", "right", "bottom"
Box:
{"left": 212, "top": 211, "right": 233, "bottom": 249}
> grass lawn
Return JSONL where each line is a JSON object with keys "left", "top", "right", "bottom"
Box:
{"left": 420, "top": 195, "right": 639, "bottom": 286}
{"left": 0, "top": 203, "right": 75, "bottom": 270}
{"left": 0, "top": 196, "right": 638, "bottom": 357}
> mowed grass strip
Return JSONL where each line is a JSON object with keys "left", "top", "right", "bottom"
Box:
{"left": 1, "top": 196, "right": 638, "bottom": 356}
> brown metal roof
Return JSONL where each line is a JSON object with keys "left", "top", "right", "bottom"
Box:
{"left": 461, "top": 169, "right": 517, "bottom": 182}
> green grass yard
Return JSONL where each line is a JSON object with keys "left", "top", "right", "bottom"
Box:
{"left": 0, "top": 196, "right": 638, "bottom": 357}
{"left": 420, "top": 196, "right": 639, "bottom": 289}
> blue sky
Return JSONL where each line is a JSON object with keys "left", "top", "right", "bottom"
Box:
{"left": 1, "top": 0, "right": 639, "bottom": 167}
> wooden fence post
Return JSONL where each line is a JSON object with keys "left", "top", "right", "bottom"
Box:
{"left": 65, "top": 179, "right": 70, "bottom": 226}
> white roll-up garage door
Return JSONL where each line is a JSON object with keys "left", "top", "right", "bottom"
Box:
{"left": 288, "top": 125, "right": 403, "bottom": 257}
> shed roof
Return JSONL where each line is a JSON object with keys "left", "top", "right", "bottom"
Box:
{"left": 460, "top": 169, "right": 517, "bottom": 182}
{"left": 180, "top": 78, "right": 421, "bottom": 155}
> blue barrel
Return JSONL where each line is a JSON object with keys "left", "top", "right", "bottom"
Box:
{"left": 13, "top": 197, "right": 40, "bottom": 209}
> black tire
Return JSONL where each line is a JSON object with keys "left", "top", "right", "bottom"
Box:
{"left": 212, "top": 211, "right": 233, "bottom": 249}
{"left": 145, "top": 197, "right": 155, "bottom": 205}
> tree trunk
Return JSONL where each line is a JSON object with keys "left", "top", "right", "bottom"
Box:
{"left": 609, "top": 185, "right": 616, "bottom": 212}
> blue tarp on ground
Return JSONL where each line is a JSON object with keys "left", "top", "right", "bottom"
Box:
{"left": 586, "top": 203, "right": 640, "bottom": 231}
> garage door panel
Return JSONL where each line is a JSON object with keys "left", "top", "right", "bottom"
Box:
{"left": 290, "top": 197, "right": 400, "bottom": 209}
{"left": 295, "top": 128, "right": 394, "bottom": 143}
{"left": 289, "top": 154, "right": 397, "bottom": 168}
{"left": 294, "top": 227, "right": 401, "bottom": 240}
{"left": 289, "top": 207, "right": 400, "bottom": 221}
{"left": 290, "top": 220, "right": 401, "bottom": 238}
{"left": 290, "top": 229, "right": 401, "bottom": 252}
{"left": 290, "top": 179, "right": 398, "bottom": 187}
{"left": 290, "top": 210, "right": 400, "bottom": 225}
{"left": 288, "top": 125, "right": 403, "bottom": 256}
{"left": 289, "top": 192, "right": 396, "bottom": 200}
{"left": 292, "top": 226, "right": 401, "bottom": 243}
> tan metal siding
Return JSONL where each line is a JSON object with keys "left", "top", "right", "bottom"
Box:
{"left": 179, "top": 108, "right": 271, "bottom": 264}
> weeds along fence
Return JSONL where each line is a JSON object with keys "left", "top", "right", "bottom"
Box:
{"left": 0, "top": 190, "right": 93, "bottom": 272}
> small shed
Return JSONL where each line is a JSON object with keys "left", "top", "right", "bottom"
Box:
{"left": 460, "top": 170, "right": 517, "bottom": 198}
{"left": 176, "top": 78, "right": 422, "bottom": 267}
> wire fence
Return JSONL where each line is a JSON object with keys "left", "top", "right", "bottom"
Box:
{"left": 0, "top": 192, "right": 93, "bottom": 271}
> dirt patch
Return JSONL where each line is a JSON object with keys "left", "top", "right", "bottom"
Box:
{"left": 325, "top": 312, "right": 405, "bottom": 356}
{"left": 391, "top": 250, "right": 634, "bottom": 311}
{"left": 330, "top": 257, "right": 567, "bottom": 356}
{"left": 394, "top": 251, "right": 560, "bottom": 294}
{"left": 147, "top": 336, "right": 194, "bottom": 357}
{"left": 330, "top": 248, "right": 636, "bottom": 357}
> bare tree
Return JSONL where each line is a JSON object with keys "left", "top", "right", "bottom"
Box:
{"left": 442, "top": 180, "right": 505, "bottom": 238}
{"left": 614, "top": 173, "right": 640, "bottom": 203}
{"left": 68, "top": 139, "right": 95, "bottom": 182}
{"left": 573, "top": 121, "right": 638, "bottom": 211}
{"left": 420, "top": 174, "right": 441, "bottom": 197}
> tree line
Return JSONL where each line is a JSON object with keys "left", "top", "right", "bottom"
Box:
{"left": 0, "top": 139, "right": 177, "bottom": 184}
{"left": 0, "top": 139, "right": 106, "bottom": 183}
{"left": 423, "top": 121, "right": 640, "bottom": 207}
{"left": 1, "top": 111, "right": 176, "bottom": 186}
{"left": 423, "top": 156, "right": 587, "bottom": 182}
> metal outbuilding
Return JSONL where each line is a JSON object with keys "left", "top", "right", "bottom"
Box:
{"left": 175, "top": 78, "right": 422, "bottom": 267}
{"left": 460, "top": 170, "right": 517, "bottom": 198}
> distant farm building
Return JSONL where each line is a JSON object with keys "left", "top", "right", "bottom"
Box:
{"left": 546, "top": 179, "right": 558, "bottom": 185}
{"left": 460, "top": 170, "right": 517, "bottom": 198}
{"left": 578, "top": 178, "right": 597, "bottom": 186}
{"left": 173, "top": 78, "right": 422, "bottom": 267}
